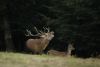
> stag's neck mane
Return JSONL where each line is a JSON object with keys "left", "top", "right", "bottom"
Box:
{"left": 40, "top": 38, "right": 50, "bottom": 50}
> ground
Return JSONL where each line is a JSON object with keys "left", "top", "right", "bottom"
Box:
{"left": 0, "top": 52, "right": 100, "bottom": 67}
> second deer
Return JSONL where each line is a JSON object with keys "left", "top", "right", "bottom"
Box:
{"left": 47, "top": 43, "right": 75, "bottom": 56}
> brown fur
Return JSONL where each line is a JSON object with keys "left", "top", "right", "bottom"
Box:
{"left": 47, "top": 43, "right": 75, "bottom": 56}
{"left": 47, "top": 50, "right": 67, "bottom": 56}
{"left": 26, "top": 32, "right": 54, "bottom": 54}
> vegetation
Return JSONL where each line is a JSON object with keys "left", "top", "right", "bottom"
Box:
{"left": 0, "top": 52, "right": 100, "bottom": 67}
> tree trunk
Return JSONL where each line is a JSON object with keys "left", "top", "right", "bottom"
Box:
{"left": 67, "top": 43, "right": 74, "bottom": 56}
{"left": 4, "top": 18, "right": 14, "bottom": 51}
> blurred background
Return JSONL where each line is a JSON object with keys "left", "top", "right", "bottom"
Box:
{"left": 0, "top": 0, "right": 100, "bottom": 58}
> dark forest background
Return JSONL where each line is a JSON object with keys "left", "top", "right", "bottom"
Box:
{"left": 0, "top": 0, "right": 100, "bottom": 58}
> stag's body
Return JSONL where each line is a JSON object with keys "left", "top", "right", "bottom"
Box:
{"left": 25, "top": 27, "right": 54, "bottom": 54}
{"left": 26, "top": 37, "right": 50, "bottom": 54}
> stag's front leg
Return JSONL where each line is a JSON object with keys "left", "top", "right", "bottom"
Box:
{"left": 33, "top": 51, "right": 42, "bottom": 55}
{"left": 38, "top": 51, "right": 43, "bottom": 55}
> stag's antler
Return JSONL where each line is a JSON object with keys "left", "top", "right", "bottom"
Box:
{"left": 43, "top": 27, "right": 50, "bottom": 32}
{"left": 25, "top": 29, "right": 34, "bottom": 36}
{"left": 46, "top": 27, "right": 50, "bottom": 32}
{"left": 34, "top": 27, "right": 44, "bottom": 35}
{"left": 25, "top": 27, "right": 41, "bottom": 36}
{"left": 34, "top": 27, "right": 39, "bottom": 33}
{"left": 25, "top": 27, "right": 51, "bottom": 37}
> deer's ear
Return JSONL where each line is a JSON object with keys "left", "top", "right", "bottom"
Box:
{"left": 51, "top": 31, "right": 54, "bottom": 34}
{"left": 40, "top": 35, "right": 45, "bottom": 38}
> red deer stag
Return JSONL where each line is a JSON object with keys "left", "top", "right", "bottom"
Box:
{"left": 25, "top": 27, "right": 54, "bottom": 54}
{"left": 47, "top": 43, "right": 75, "bottom": 56}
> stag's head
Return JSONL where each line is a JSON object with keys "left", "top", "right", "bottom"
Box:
{"left": 40, "top": 28, "right": 54, "bottom": 40}
{"left": 25, "top": 27, "right": 54, "bottom": 40}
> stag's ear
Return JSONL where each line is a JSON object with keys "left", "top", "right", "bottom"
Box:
{"left": 40, "top": 35, "right": 46, "bottom": 38}
{"left": 51, "top": 31, "right": 54, "bottom": 34}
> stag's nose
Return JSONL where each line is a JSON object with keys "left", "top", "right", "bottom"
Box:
{"left": 51, "top": 35, "right": 54, "bottom": 39}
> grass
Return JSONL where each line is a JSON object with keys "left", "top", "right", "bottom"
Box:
{"left": 0, "top": 52, "right": 100, "bottom": 67}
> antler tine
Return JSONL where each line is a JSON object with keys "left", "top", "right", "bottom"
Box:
{"left": 43, "top": 27, "right": 49, "bottom": 32}
{"left": 34, "top": 27, "right": 39, "bottom": 33}
{"left": 25, "top": 33, "right": 29, "bottom": 36}
{"left": 43, "top": 27, "right": 46, "bottom": 33}
{"left": 37, "top": 27, "right": 46, "bottom": 34}
{"left": 45, "top": 27, "right": 50, "bottom": 32}
{"left": 34, "top": 26, "right": 43, "bottom": 35}
{"left": 43, "top": 27, "right": 45, "bottom": 31}
{"left": 48, "top": 27, "right": 50, "bottom": 32}
{"left": 26, "top": 29, "right": 34, "bottom": 36}
{"left": 39, "top": 30, "right": 44, "bottom": 34}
